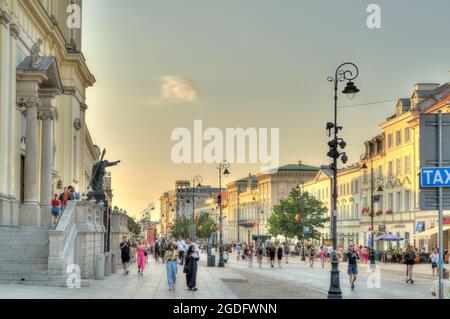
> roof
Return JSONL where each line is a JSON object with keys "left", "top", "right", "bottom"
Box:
{"left": 277, "top": 164, "right": 320, "bottom": 171}
{"left": 237, "top": 175, "right": 258, "bottom": 183}
{"left": 17, "top": 56, "right": 64, "bottom": 94}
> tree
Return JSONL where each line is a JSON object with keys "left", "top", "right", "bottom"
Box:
{"left": 171, "top": 216, "right": 191, "bottom": 239}
{"left": 195, "top": 211, "right": 216, "bottom": 240}
{"left": 127, "top": 216, "right": 141, "bottom": 235}
{"left": 267, "top": 187, "right": 328, "bottom": 242}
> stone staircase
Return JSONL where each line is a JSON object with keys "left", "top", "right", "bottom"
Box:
{"left": 0, "top": 226, "right": 68, "bottom": 286}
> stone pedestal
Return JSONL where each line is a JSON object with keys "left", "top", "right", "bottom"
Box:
{"left": 96, "top": 253, "right": 105, "bottom": 280}
{"left": 19, "top": 203, "right": 41, "bottom": 227}
{"left": 104, "top": 252, "right": 111, "bottom": 276}
{"left": 111, "top": 252, "right": 117, "bottom": 274}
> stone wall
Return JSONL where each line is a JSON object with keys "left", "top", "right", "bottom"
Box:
{"left": 48, "top": 200, "right": 105, "bottom": 280}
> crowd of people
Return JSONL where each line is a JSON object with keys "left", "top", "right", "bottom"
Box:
{"left": 50, "top": 186, "right": 81, "bottom": 227}
{"left": 119, "top": 236, "right": 200, "bottom": 291}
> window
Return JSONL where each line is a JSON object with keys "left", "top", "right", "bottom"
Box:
{"left": 404, "top": 156, "right": 411, "bottom": 174}
{"left": 396, "top": 158, "right": 402, "bottom": 176}
{"left": 354, "top": 180, "right": 359, "bottom": 193}
{"left": 388, "top": 161, "right": 393, "bottom": 177}
{"left": 388, "top": 134, "right": 393, "bottom": 148}
{"left": 396, "top": 192, "right": 402, "bottom": 212}
{"left": 405, "top": 190, "right": 411, "bottom": 211}
{"left": 355, "top": 203, "right": 360, "bottom": 219}
{"left": 396, "top": 130, "right": 402, "bottom": 146}
{"left": 388, "top": 193, "right": 394, "bottom": 210}
{"left": 405, "top": 127, "right": 411, "bottom": 142}
{"left": 378, "top": 165, "right": 383, "bottom": 178}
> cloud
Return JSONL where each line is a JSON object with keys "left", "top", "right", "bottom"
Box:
{"left": 160, "top": 75, "right": 199, "bottom": 103}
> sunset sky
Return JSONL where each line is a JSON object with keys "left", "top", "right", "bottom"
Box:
{"left": 81, "top": 0, "right": 450, "bottom": 218}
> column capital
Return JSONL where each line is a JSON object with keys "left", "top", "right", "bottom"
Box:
{"left": 80, "top": 103, "right": 88, "bottom": 112}
{"left": 0, "top": 10, "right": 11, "bottom": 28}
{"left": 38, "top": 108, "right": 56, "bottom": 121}
{"left": 17, "top": 96, "right": 40, "bottom": 109}
{"left": 9, "top": 23, "right": 20, "bottom": 39}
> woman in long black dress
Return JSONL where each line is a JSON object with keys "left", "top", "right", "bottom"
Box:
{"left": 184, "top": 238, "right": 199, "bottom": 291}
{"left": 120, "top": 236, "right": 131, "bottom": 275}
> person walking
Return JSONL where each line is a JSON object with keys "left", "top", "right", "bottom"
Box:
{"left": 154, "top": 239, "right": 161, "bottom": 263}
{"left": 176, "top": 237, "right": 186, "bottom": 265}
{"left": 236, "top": 243, "right": 242, "bottom": 261}
{"left": 184, "top": 238, "right": 199, "bottom": 291}
{"left": 284, "top": 242, "right": 290, "bottom": 264}
{"left": 164, "top": 243, "right": 179, "bottom": 290}
{"left": 431, "top": 268, "right": 450, "bottom": 299}
{"left": 161, "top": 238, "right": 167, "bottom": 263}
{"left": 309, "top": 245, "right": 316, "bottom": 268}
{"left": 430, "top": 248, "right": 439, "bottom": 276}
{"left": 277, "top": 244, "right": 283, "bottom": 268}
{"left": 320, "top": 246, "right": 327, "bottom": 269}
{"left": 361, "top": 246, "right": 369, "bottom": 264}
{"left": 130, "top": 238, "right": 137, "bottom": 264}
{"left": 256, "top": 244, "right": 264, "bottom": 268}
{"left": 347, "top": 245, "right": 358, "bottom": 290}
{"left": 59, "top": 187, "right": 70, "bottom": 211}
{"left": 137, "top": 240, "right": 146, "bottom": 276}
{"left": 51, "top": 194, "right": 61, "bottom": 227}
{"left": 246, "top": 245, "right": 254, "bottom": 268}
{"left": 404, "top": 245, "right": 416, "bottom": 284}
{"left": 120, "top": 236, "right": 131, "bottom": 275}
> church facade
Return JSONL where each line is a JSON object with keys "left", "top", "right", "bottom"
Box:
{"left": 0, "top": 0, "right": 96, "bottom": 228}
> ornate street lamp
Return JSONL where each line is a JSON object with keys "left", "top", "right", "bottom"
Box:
{"left": 326, "top": 62, "right": 360, "bottom": 299}
{"left": 217, "top": 161, "right": 230, "bottom": 267}
{"left": 361, "top": 153, "right": 384, "bottom": 267}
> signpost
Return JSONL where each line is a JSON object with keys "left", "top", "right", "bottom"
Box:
{"left": 419, "top": 111, "right": 450, "bottom": 300}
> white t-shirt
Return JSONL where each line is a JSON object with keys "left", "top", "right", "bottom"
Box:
{"left": 176, "top": 240, "right": 186, "bottom": 252}
{"left": 431, "top": 279, "right": 450, "bottom": 299}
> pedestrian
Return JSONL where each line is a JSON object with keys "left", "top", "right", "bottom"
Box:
{"left": 130, "top": 238, "right": 137, "bottom": 263}
{"left": 284, "top": 242, "right": 290, "bottom": 264}
{"left": 404, "top": 245, "right": 416, "bottom": 284}
{"left": 184, "top": 238, "right": 199, "bottom": 291}
{"left": 120, "top": 236, "right": 131, "bottom": 275}
{"left": 176, "top": 237, "right": 186, "bottom": 265}
{"left": 347, "top": 245, "right": 358, "bottom": 290}
{"left": 236, "top": 243, "right": 242, "bottom": 261}
{"left": 137, "top": 239, "right": 146, "bottom": 276}
{"left": 362, "top": 246, "right": 369, "bottom": 264}
{"left": 68, "top": 186, "right": 81, "bottom": 201}
{"left": 161, "top": 238, "right": 167, "bottom": 263}
{"left": 51, "top": 194, "right": 61, "bottom": 227}
{"left": 277, "top": 244, "right": 283, "bottom": 268}
{"left": 154, "top": 238, "right": 161, "bottom": 262}
{"left": 59, "top": 187, "right": 70, "bottom": 211}
{"left": 320, "top": 246, "right": 327, "bottom": 268}
{"left": 246, "top": 245, "right": 254, "bottom": 268}
{"left": 431, "top": 268, "right": 450, "bottom": 299}
{"left": 164, "top": 243, "right": 179, "bottom": 290}
{"left": 256, "top": 244, "right": 264, "bottom": 268}
{"left": 309, "top": 245, "right": 316, "bottom": 268}
{"left": 267, "top": 242, "right": 275, "bottom": 268}
{"left": 430, "top": 248, "right": 439, "bottom": 276}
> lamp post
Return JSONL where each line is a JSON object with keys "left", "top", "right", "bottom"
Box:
{"left": 361, "top": 153, "right": 384, "bottom": 268}
{"left": 251, "top": 190, "right": 264, "bottom": 246}
{"left": 187, "top": 176, "right": 203, "bottom": 240}
{"left": 217, "top": 161, "right": 230, "bottom": 268}
{"left": 326, "top": 62, "right": 360, "bottom": 299}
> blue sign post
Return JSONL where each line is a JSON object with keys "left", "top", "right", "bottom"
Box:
{"left": 421, "top": 167, "right": 450, "bottom": 188}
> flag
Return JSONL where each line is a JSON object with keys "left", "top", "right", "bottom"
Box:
{"left": 295, "top": 213, "right": 302, "bottom": 222}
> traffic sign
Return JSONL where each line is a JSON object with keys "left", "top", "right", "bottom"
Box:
{"left": 304, "top": 227, "right": 310, "bottom": 234}
{"left": 421, "top": 167, "right": 450, "bottom": 188}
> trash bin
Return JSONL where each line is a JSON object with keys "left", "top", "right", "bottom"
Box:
{"left": 207, "top": 254, "right": 216, "bottom": 267}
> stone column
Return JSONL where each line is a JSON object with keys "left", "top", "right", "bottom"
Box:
{"left": 0, "top": 10, "right": 11, "bottom": 225}
{"left": 20, "top": 96, "right": 41, "bottom": 226}
{"left": 39, "top": 95, "right": 56, "bottom": 228}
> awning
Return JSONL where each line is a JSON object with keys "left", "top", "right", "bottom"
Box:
{"left": 415, "top": 225, "right": 450, "bottom": 240}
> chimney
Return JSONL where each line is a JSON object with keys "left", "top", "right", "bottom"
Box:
{"left": 298, "top": 161, "right": 303, "bottom": 166}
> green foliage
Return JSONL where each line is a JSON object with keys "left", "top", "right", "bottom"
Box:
{"left": 267, "top": 187, "right": 328, "bottom": 241}
{"left": 172, "top": 216, "right": 191, "bottom": 239}
{"left": 127, "top": 216, "right": 141, "bottom": 235}
{"left": 195, "top": 211, "right": 216, "bottom": 240}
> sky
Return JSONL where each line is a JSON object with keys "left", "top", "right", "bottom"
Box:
{"left": 81, "top": 0, "right": 450, "bottom": 219}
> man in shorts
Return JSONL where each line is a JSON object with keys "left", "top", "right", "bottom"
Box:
{"left": 347, "top": 245, "right": 358, "bottom": 290}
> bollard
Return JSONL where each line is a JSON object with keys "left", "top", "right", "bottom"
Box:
{"left": 96, "top": 253, "right": 105, "bottom": 280}
{"left": 104, "top": 252, "right": 111, "bottom": 276}
{"left": 111, "top": 252, "right": 117, "bottom": 274}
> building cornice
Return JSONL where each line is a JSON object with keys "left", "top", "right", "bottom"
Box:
{"left": 9, "top": 22, "right": 20, "bottom": 38}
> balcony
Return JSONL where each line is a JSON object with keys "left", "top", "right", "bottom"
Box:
{"left": 361, "top": 211, "right": 414, "bottom": 224}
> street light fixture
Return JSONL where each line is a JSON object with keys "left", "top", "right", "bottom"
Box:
{"left": 217, "top": 160, "right": 230, "bottom": 268}
{"left": 361, "top": 153, "right": 384, "bottom": 268}
{"left": 326, "top": 62, "right": 360, "bottom": 299}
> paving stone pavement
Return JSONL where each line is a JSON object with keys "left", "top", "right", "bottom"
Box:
{"left": 0, "top": 258, "right": 240, "bottom": 299}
